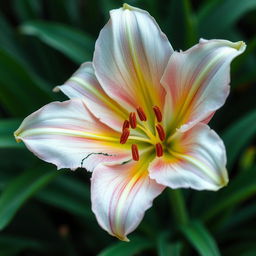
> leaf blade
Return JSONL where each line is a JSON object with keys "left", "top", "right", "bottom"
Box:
{"left": 98, "top": 236, "right": 153, "bottom": 256}
{"left": 0, "top": 165, "right": 58, "bottom": 230}
{"left": 20, "top": 21, "right": 94, "bottom": 63}
{"left": 0, "top": 119, "right": 23, "bottom": 149}
{"left": 222, "top": 109, "right": 256, "bottom": 169}
{"left": 180, "top": 220, "right": 220, "bottom": 256}
{"left": 202, "top": 165, "right": 256, "bottom": 221}
{"left": 198, "top": 0, "right": 256, "bottom": 37}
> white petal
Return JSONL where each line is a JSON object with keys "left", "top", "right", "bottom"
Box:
{"left": 14, "top": 100, "right": 130, "bottom": 171}
{"left": 91, "top": 158, "right": 165, "bottom": 241}
{"left": 54, "top": 62, "right": 127, "bottom": 132}
{"left": 149, "top": 123, "right": 228, "bottom": 191}
{"left": 161, "top": 39, "right": 246, "bottom": 132}
{"left": 93, "top": 4, "right": 173, "bottom": 115}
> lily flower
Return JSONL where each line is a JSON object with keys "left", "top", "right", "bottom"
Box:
{"left": 14, "top": 4, "right": 245, "bottom": 241}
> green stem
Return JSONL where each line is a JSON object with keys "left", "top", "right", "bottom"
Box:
{"left": 169, "top": 189, "right": 189, "bottom": 226}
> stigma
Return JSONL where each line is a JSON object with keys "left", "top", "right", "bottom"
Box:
{"left": 119, "top": 106, "right": 166, "bottom": 161}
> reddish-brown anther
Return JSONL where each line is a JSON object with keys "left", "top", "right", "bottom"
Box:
{"left": 131, "top": 144, "right": 139, "bottom": 161}
{"left": 156, "top": 124, "right": 166, "bottom": 141}
{"left": 136, "top": 107, "right": 147, "bottom": 121}
{"left": 120, "top": 128, "right": 130, "bottom": 144}
{"left": 122, "top": 120, "right": 130, "bottom": 131}
{"left": 153, "top": 106, "right": 162, "bottom": 122}
{"left": 129, "top": 112, "right": 137, "bottom": 129}
{"left": 155, "top": 143, "right": 163, "bottom": 157}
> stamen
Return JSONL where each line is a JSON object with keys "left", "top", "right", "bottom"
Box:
{"left": 153, "top": 106, "right": 162, "bottom": 122}
{"left": 122, "top": 120, "right": 130, "bottom": 131}
{"left": 131, "top": 144, "right": 139, "bottom": 161}
{"left": 136, "top": 107, "right": 147, "bottom": 121}
{"left": 156, "top": 124, "right": 166, "bottom": 141}
{"left": 120, "top": 128, "right": 130, "bottom": 144}
{"left": 155, "top": 143, "right": 163, "bottom": 157}
{"left": 129, "top": 112, "right": 137, "bottom": 129}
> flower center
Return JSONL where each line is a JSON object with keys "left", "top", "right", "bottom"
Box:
{"left": 119, "top": 106, "right": 166, "bottom": 161}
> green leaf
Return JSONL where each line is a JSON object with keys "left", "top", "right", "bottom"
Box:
{"left": 14, "top": 0, "right": 43, "bottom": 21}
{"left": 0, "top": 48, "right": 52, "bottom": 116}
{"left": 99, "top": 0, "right": 123, "bottom": 18}
{"left": 223, "top": 242, "right": 256, "bottom": 256}
{"left": 0, "top": 235, "right": 42, "bottom": 256}
{"left": 36, "top": 172, "right": 93, "bottom": 219}
{"left": 0, "top": 13, "right": 59, "bottom": 86}
{"left": 241, "top": 249, "right": 256, "bottom": 256}
{"left": 168, "top": 0, "right": 198, "bottom": 49}
{"left": 157, "top": 232, "right": 182, "bottom": 256}
{"left": 220, "top": 204, "right": 256, "bottom": 231}
{"left": 180, "top": 220, "right": 220, "bottom": 256}
{"left": 20, "top": 21, "right": 94, "bottom": 64}
{"left": 0, "top": 13, "right": 27, "bottom": 64}
{"left": 202, "top": 165, "right": 256, "bottom": 221}
{"left": 198, "top": 0, "right": 256, "bottom": 37}
{"left": 0, "top": 165, "right": 58, "bottom": 230}
{"left": 0, "top": 119, "right": 23, "bottom": 149}
{"left": 239, "top": 147, "right": 256, "bottom": 172}
{"left": 98, "top": 236, "right": 153, "bottom": 256}
{"left": 231, "top": 37, "right": 256, "bottom": 88}
{"left": 62, "top": 0, "right": 81, "bottom": 26}
{"left": 169, "top": 189, "right": 189, "bottom": 226}
{"left": 222, "top": 109, "right": 256, "bottom": 169}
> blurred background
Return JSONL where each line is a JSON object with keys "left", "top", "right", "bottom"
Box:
{"left": 0, "top": 0, "right": 255, "bottom": 255}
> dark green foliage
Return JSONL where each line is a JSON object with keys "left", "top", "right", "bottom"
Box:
{"left": 0, "top": 0, "right": 255, "bottom": 255}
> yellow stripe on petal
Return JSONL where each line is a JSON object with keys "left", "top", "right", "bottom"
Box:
{"left": 15, "top": 100, "right": 130, "bottom": 170}
{"left": 17, "top": 127, "right": 121, "bottom": 143}
{"left": 149, "top": 123, "right": 228, "bottom": 191}
{"left": 93, "top": 5, "right": 173, "bottom": 117}
{"left": 161, "top": 39, "right": 246, "bottom": 133}
{"left": 55, "top": 62, "right": 127, "bottom": 131}
{"left": 91, "top": 152, "right": 164, "bottom": 241}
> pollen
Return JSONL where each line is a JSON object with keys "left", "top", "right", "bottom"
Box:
{"left": 120, "top": 106, "right": 166, "bottom": 161}
{"left": 136, "top": 107, "right": 147, "bottom": 121}
{"left": 153, "top": 106, "right": 162, "bottom": 122}
{"left": 131, "top": 144, "right": 139, "bottom": 161}
{"left": 156, "top": 124, "right": 166, "bottom": 141}
{"left": 122, "top": 120, "right": 130, "bottom": 131}
{"left": 120, "top": 128, "right": 130, "bottom": 144}
{"left": 129, "top": 112, "right": 137, "bottom": 129}
{"left": 155, "top": 143, "right": 163, "bottom": 157}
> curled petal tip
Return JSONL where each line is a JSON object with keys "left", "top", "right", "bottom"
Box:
{"left": 14, "top": 131, "right": 21, "bottom": 143}
{"left": 234, "top": 41, "right": 246, "bottom": 51}
{"left": 211, "top": 175, "right": 229, "bottom": 191}
{"left": 115, "top": 234, "right": 130, "bottom": 242}
{"left": 220, "top": 174, "right": 229, "bottom": 188}
{"left": 199, "top": 38, "right": 246, "bottom": 52}
{"left": 122, "top": 3, "right": 133, "bottom": 10}
{"left": 225, "top": 40, "right": 246, "bottom": 52}
{"left": 53, "top": 86, "right": 60, "bottom": 93}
